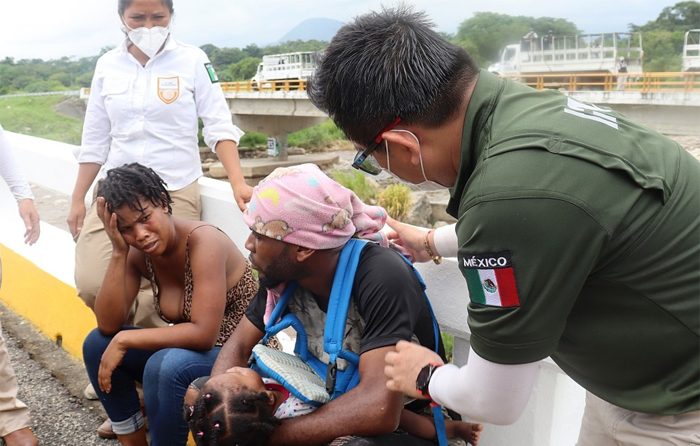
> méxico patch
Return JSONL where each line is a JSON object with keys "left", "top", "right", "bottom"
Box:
{"left": 459, "top": 250, "right": 520, "bottom": 307}
{"left": 204, "top": 63, "right": 219, "bottom": 83}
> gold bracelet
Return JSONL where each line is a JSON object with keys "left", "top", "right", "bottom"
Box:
{"left": 423, "top": 230, "right": 442, "bottom": 265}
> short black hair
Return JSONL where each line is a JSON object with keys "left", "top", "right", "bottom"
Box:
{"left": 97, "top": 163, "right": 172, "bottom": 214}
{"left": 187, "top": 383, "right": 280, "bottom": 446}
{"left": 118, "top": 0, "right": 174, "bottom": 16}
{"left": 307, "top": 5, "right": 479, "bottom": 147}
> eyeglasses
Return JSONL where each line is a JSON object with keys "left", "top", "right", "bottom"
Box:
{"left": 351, "top": 117, "right": 402, "bottom": 175}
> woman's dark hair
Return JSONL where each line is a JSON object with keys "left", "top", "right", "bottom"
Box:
{"left": 186, "top": 383, "right": 280, "bottom": 446}
{"left": 97, "top": 163, "right": 172, "bottom": 214}
{"left": 118, "top": 0, "right": 174, "bottom": 16}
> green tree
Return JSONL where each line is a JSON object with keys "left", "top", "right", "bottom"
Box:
{"left": 210, "top": 47, "right": 247, "bottom": 67}
{"left": 199, "top": 44, "right": 219, "bottom": 58}
{"left": 631, "top": 1, "right": 700, "bottom": 32}
{"left": 244, "top": 44, "right": 263, "bottom": 58}
{"left": 629, "top": 1, "right": 700, "bottom": 71}
{"left": 452, "top": 12, "right": 579, "bottom": 67}
{"left": 228, "top": 57, "right": 262, "bottom": 81}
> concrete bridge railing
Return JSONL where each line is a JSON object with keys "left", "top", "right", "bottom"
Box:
{"left": 0, "top": 133, "right": 586, "bottom": 446}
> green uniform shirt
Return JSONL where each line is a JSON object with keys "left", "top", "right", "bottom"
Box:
{"left": 448, "top": 70, "right": 699, "bottom": 414}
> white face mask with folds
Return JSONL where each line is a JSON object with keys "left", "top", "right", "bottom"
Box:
{"left": 387, "top": 129, "right": 445, "bottom": 191}
{"left": 124, "top": 22, "right": 171, "bottom": 59}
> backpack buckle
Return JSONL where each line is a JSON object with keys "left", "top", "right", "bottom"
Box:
{"left": 325, "top": 361, "right": 338, "bottom": 395}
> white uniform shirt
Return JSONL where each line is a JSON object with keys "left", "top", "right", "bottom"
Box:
{"left": 78, "top": 36, "right": 244, "bottom": 190}
{"left": 0, "top": 124, "right": 33, "bottom": 201}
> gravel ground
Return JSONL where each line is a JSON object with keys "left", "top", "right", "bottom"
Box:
{"left": 1, "top": 321, "right": 116, "bottom": 446}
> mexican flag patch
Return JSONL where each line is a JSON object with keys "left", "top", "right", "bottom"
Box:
{"left": 204, "top": 63, "right": 219, "bottom": 83}
{"left": 460, "top": 250, "right": 520, "bottom": 307}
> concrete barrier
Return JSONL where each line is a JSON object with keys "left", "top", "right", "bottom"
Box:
{"left": 0, "top": 132, "right": 585, "bottom": 446}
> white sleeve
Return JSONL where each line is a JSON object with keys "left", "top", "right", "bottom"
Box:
{"left": 433, "top": 223, "right": 458, "bottom": 258}
{"left": 429, "top": 346, "right": 539, "bottom": 425}
{"left": 193, "top": 51, "right": 244, "bottom": 150}
{"left": 78, "top": 59, "right": 112, "bottom": 164}
{"left": 0, "top": 126, "right": 34, "bottom": 202}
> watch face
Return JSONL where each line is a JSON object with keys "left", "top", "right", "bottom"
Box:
{"left": 416, "top": 363, "right": 435, "bottom": 396}
{"left": 417, "top": 365, "right": 432, "bottom": 386}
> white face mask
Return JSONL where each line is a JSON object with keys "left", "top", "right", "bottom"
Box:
{"left": 388, "top": 129, "right": 445, "bottom": 191}
{"left": 124, "top": 23, "right": 170, "bottom": 59}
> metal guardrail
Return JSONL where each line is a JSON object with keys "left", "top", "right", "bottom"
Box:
{"left": 499, "top": 72, "right": 700, "bottom": 92}
{"left": 70, "top": 73, "right": 700, "bottom": 100}
{"left": 219, "top": 73, "right": 700, "bottom": 93}
{"left": 220, "top": 80, "right": 308, "bottom": 93}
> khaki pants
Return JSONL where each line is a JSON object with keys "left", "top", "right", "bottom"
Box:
{"left": 74, "top": 181, "right": 202, "bottom": 328}
{"left": 577, "top": 391, "right": 700, "bottom": 446}
{"left": 0, "top": 257, "right": 31, "bottom": 437}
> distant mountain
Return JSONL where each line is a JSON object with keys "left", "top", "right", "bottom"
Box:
{"left": 275, "top": 18, "right": 344, "bottom": 44}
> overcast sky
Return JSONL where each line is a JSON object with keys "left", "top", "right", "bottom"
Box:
{"left": 0, "top": 0, "right": 678, "bottom": 61}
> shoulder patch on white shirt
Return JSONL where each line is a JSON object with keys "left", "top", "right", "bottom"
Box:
{"left": 204, "top": 63, "right": 219, "bottom": 83}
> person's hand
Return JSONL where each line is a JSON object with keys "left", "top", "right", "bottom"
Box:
{"left": 67, "top": 198, "right": 86, "bottom": 239}
{"left": 232, "top": 182, "right": 253, "bottom": 212}
{"left": 384, "top": 217, "right": 432, "bottom": 263}
{"left": 17, "top": 199, "right": 40, "bottom": 245}
{"left": 96, "top": 197, "right": 129, "bottom": 254}
{"left": 98, "top": 333, "right": 128, "bottom": 394}
{"left": 384, "top": 340, "right": 444, "bottom": 399}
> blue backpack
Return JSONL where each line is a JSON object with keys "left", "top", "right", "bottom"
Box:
{"left": 251, "top": 239, "right": 449, "bottom": 446}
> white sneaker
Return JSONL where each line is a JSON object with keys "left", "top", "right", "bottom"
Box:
{"left": 84, "top": 383, "right": 98, "bottom": 400}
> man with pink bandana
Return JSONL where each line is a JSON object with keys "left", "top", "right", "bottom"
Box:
{"left": 210, "top": 164, "right": 450, "bottom": 446}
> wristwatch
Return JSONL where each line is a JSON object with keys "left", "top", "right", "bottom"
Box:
{"left": 415, "top": 362, "right": 441, "bottom": 399}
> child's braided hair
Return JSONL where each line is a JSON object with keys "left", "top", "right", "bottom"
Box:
{"left": 186, "top": 380, "right": 280, "bottom": 446}
{"left": 97, "top": 162, "right": 173, "bottom": 214}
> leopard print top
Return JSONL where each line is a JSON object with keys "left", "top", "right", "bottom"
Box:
{"left": 144, "top": 225, "right": 257, "bottom": 347}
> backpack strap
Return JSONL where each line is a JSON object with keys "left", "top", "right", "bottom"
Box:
{"left": 323, "top": 238, "right": 366, "bottom": 396}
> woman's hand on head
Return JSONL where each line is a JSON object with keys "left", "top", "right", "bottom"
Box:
{"left": 97, "top": 197, "right": 129, "bottom": 254}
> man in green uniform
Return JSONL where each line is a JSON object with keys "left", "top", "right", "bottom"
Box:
{"left": 307, "top": 6, "right": 699, "bottom": 445}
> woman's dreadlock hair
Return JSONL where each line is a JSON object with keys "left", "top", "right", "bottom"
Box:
{"left": 97, "top": 163, "right": 173, "bottom": 214}
{"left": 186, "top": 381, "right": 280, "bottom": 446}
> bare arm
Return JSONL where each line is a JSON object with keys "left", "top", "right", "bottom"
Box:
{"left": 269, "top": 346, "right": 403, "bottom": 446}
{"left": 68, "top": 162, "right": 101, "bottom": 238}
{"left": 215, "top": 139, "right": 253, "bottom": 212}
{"left": 92, "top": 198, "right": 141, "bottom": 334}
{"left": 211, "top": 315, "right": 263, "bottom": 376}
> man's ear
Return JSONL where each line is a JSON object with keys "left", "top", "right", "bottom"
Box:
{"left": 382, "top": 130, "right": 421, "bottom": 166}
{"left": 293, "top": 245, "right": 316, "bottom": 263}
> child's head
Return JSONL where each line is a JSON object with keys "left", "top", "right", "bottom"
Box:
{"left": 186, "top": 367, "right": 281, "bottom": 446}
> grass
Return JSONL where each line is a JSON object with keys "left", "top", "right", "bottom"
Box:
{"left": 331, "top": 170, "right": 378, "bottom": 203}
{"left": 288, "top": 120, "right": 347, "bottom": 151}
{"left": 0, "top": 95, "right": 83, "bottom": 145}
{"left": 442, "top": 333, "right": 454, "bottom": 363}
{"left": 377, "top": 183, "right": 412, "bottom": 221}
